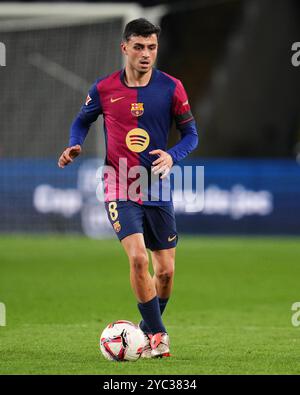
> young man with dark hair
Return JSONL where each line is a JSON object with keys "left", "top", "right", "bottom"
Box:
{"left": 58, "top": 18, "right": 198, "bottom": 358}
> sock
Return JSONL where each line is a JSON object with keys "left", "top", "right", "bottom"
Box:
{"left": 158, "top": 297, "right": 169, "bottom": 316}
{"left": 139, "top": 297, "right": 169, "bottom": 334}
{"left": 138, "top": 296, "right": 167, "bottom": 334}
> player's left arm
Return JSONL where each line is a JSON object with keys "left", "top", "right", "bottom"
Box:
{"left": 150, "top": 79, "right": 198, "bottom": 179}
{"left": 167, "top": 79, "right": 198, "bottom": 164}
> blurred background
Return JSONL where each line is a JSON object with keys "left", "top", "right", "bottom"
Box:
{"left": 2, "top": 1, "right": 300, "bottom": 376}
{"left": 1, "top": 0, "right": 300, "bottom": 237}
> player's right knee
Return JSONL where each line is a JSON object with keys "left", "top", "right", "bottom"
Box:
{"left": 130, "top": 253, "right": 149, "bottom": 273}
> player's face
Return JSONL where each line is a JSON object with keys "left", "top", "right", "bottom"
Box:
{"left": 121, "top": 34, "right": 158, "bottom": 74}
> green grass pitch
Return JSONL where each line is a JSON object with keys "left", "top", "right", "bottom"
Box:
{"left": 1, "top": 235, "right": 300, "bottom": 375}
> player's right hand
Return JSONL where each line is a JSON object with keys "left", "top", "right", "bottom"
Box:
{"left": 58, "top": 145, "right": 82, "bottom": 168}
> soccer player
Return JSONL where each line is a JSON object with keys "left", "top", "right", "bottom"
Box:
{"left": 58, "top": 18, "right": 198, "bottom": 358}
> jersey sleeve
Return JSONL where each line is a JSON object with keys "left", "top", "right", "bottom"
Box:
{"left": 167, "top": 79, "right": 198, "bottom": 164}
{"left": 172, "top": 79, "right": 194, "bottom": 129}
{"left": 78, "top": 81, "right": 103, "bottom": 123}
{"left": 69, "top": 81, "right": 103, "bottom": 147}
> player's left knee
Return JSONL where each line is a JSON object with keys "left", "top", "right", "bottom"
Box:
{"left": 156, "top": 267, "right": 175, "bottom": 285}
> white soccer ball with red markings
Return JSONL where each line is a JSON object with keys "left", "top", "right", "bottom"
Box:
{"left": 100, "top": 320, "right": 146, "bottom": 362}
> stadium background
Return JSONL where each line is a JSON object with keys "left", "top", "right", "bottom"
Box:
{"left": 1, "top": 0, "right": 300, "bottom": 375}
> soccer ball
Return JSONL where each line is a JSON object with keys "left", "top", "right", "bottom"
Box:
{"left": 99, "top": 320, "right": 146, "bottom": 362}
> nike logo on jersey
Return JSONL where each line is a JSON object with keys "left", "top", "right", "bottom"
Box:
{"left": 182, "top": 100, "right": 189, "bottom": 106}
{"left": 110, "top": 96, "right": 125, "bottom": 103}
{"left": 168, "top": 235, "right": 177, "bottom": 242}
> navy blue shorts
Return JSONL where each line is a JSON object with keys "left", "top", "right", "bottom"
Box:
{"left": 105, "top": 201, "right": 178, "bottom": 251}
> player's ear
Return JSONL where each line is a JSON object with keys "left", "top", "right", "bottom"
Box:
{"left": 120, "top": 42, "right": 127, "bottom": 55}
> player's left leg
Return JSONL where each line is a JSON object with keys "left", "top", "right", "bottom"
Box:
{"left": 151, "top": 247, "right": 176, "bottom": 301}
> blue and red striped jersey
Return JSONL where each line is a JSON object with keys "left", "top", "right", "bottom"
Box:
{"left": 70, "top": 68, "right": 198, "bottom": 205}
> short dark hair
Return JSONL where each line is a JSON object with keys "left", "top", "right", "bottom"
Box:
{"left": 122, "top": 18, "right": 161, "bottom": 42}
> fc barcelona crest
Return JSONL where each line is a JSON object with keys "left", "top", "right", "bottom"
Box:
{"left": 131, "top": 103, "right": 144, "bottom": 117}
{"left": 113, "top": 221, "right": 121, "bottom": 233}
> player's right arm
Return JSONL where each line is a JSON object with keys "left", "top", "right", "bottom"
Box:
{"left": 58, "top": 81, "right": 102, "bottom": 168}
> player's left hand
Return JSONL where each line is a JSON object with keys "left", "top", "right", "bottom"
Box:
{"left": 149, "top": 149, "right": 173, "bottom": 179}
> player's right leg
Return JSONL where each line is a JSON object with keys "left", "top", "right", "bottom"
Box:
{"left": 136, "top": 248, "right": 174, "bottom": 358}
{"left": 121, "top": 233, "right": 155, "bottom": 303}
{"left": 105, "top": 201, "right": 168, "bottom": 357}
{"left": 137, "top": 205, "right": 177, "bottom": 357}
{"left": 145, "top": 248, "right": 174, "bottom": 357}
{"left": 121, "top": 234, "right": 169, "bottom": 357}
{"left": 105, "top": 201, "right": 155, "bottom": 302}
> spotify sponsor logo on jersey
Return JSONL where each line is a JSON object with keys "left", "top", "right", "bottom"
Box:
{"left": 126, "top": 128, "right": 150, "bottom": 153}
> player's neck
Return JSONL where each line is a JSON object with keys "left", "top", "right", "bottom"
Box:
{"left": 124, "top": 66, "right": 153, "bottom": 87}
